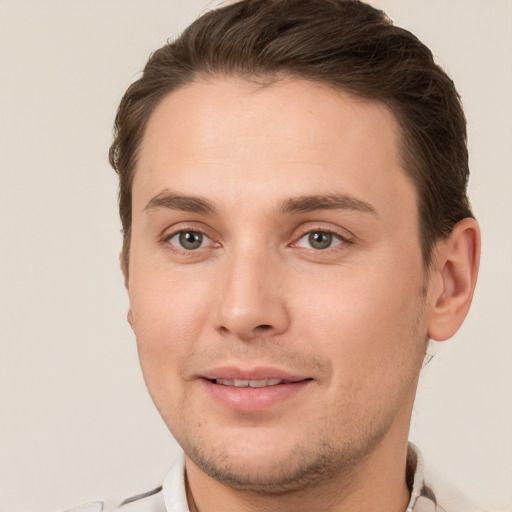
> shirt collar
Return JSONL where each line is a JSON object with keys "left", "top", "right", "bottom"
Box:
{"left": 162, "top": 444, "right": 431, "bottom": 512}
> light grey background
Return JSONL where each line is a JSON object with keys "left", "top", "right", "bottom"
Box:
{"left": 0, "top": 1, "right": 510, "bottom": 511}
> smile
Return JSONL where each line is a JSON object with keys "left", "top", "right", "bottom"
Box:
{"left": 213, "top": 378, "right": 283, "bottom": 388}
{"left": 203, "top": 373, "right": 313, "bottom": 412}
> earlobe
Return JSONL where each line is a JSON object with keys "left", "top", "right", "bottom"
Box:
{"left": 127, "top": 309, "right": 135, "bottom": 331}
{"left": 427, "top": 218, "right": 481, "bottom": 341}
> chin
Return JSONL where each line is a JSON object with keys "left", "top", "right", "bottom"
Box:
{"left": 190, "top": 446, "right": 334, "bottom": 493}
{"left": 180, "top": 424, "right": 382, "bottom": 494}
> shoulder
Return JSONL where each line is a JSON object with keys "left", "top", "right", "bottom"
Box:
{"left": 59, "top": 484, "right": 168, "bottom": 512}
{"left": 115, "top": 452, "right": 188, "bottom": 512}
{"left": 115, "top": 486, "right": 165, "bottom": 512}
{"left": 420, "top": 470, "right": 486, "bottom": 512}
{"left": 60, "top": 453, "right": 185, "bottom": 512}
{"left": 408, "top": 443, "right": 487, "bottom": 512}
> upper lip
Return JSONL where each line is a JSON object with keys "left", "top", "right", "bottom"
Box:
{"left": 200, "top": 366, "right": 310, "bottom": 383}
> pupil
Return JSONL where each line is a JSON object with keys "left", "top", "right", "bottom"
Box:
{"left": 309, "top": 231, "right": 332, "bottom": 249}
{"left": 179, "top": 231, "right": 202, "bottom": 250}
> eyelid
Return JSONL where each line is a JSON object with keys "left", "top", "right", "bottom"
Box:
{"left": 291, "top": 223, "right": 355, "bottom": 245}
{"left": 294, "top": 232, "right": 343, "bottom": 249}
{"left": 167, "top": 231, "right": 210, "bottom": 250}
{"left": 160, "top": 223, "right": 221, "bottom": 251}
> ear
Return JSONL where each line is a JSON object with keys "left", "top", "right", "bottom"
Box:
{"left": 428, "top": 218, "right": 481, "bottom": 341}
{"left": 119, "top": 251, "right": 129, "bottom": 290}
{"left": 127, "top": 308, "right": 135, "bottom": 331}
{"left": 119, "top": 251, "right": 134, "bottom": 330}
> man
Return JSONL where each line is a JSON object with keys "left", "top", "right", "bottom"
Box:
{"left": 88, "top": 1, "right": 481, "bottom": 510}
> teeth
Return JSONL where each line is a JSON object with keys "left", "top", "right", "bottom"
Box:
{"left": 214, "top": 378, "right": 283, "bottom": 387}
{"left": 248, "top": 379, "right": 268, "bottom": 388}
{"left": 265, "top": 379, "right": 282, "bottom": 386}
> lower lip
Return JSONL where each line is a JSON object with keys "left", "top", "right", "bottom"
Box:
{"left": 202, "top": 379, "right": 311, "bottom": 412}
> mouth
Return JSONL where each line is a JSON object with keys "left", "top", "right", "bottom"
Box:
{"left": 201, "top": 369, "right": 313, "bottom": 412}
{"left": 210, "top": 378, "right": 293, "bottom": 388}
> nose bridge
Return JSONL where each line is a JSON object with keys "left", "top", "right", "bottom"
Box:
{"left": 214, "top": 242, "right": 289, "bottom": 339}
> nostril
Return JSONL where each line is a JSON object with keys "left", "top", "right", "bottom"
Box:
{"left": 256, "top": 324, "right": 272, "bottom": 331}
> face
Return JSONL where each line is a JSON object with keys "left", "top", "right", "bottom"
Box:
{"left": 128, "top": 78, "right": 432, "bottom": 492}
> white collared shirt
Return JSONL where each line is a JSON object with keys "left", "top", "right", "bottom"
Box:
{"left": 64, "top": 444, "right": 484, "bottom": 512}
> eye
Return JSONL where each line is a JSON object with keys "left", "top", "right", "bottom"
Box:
{"left": 167, "top": 230, "right": 210, "bottom": 250}
{"left": 295, "top": 230, "right": 344, "bottom": 250}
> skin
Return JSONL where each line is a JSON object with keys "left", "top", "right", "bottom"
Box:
{"left": 126, "top": 78, "right": 480, "bottom": 512}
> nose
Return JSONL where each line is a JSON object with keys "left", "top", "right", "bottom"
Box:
{"left": 213, "top": 249, "right": 290, "bottom": 341}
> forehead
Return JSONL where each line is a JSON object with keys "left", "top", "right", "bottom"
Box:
{"left": 134, "top": 77, "right": 414, "bottom": 217}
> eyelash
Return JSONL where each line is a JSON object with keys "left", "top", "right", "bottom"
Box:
{"left": 160, "top": 225, "right": 353, "bottom": 254}
{"left": 161, "top": 226, "right": 217, "bottom": 254}
{"left": 292, "top": 226, "right": 352, "bottom": 251}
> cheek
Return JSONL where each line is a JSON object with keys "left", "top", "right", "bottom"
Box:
{"left": 130, "top": 262, "right": 211, "bottom": 327}
{"left": 294, "top": 273, "right": 426, "bottom": 434}
{"left": 293, "top": 265, "right": 426, "bottom": 380}
{"left": 128, "top": 274, "right": 209, "bottom": 422}
{"left": 128, "top": 269, "right": 213, "bottom": 378}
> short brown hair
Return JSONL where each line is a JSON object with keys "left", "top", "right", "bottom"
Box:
{"left": 109, "top": 0, "right": 473, "bottom": 272}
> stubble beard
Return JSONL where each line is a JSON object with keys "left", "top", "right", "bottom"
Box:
{"left": 163, "top": 283, "right": 430, "bottom": 497}
{"left": 180, "top": 410, "right": 393, "bottom": 496}
{"left": 179, "top": 328, "right": 427, "bottom": 495}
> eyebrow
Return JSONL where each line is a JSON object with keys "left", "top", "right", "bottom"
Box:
{"left": 144, "top": 190, "right": 377, "bottom": 217}
{"left": 280, "top": 194, "right": 377, "bottom": 215}
{"left": 144, "top": 191, "right": 217, "bottom": 214}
